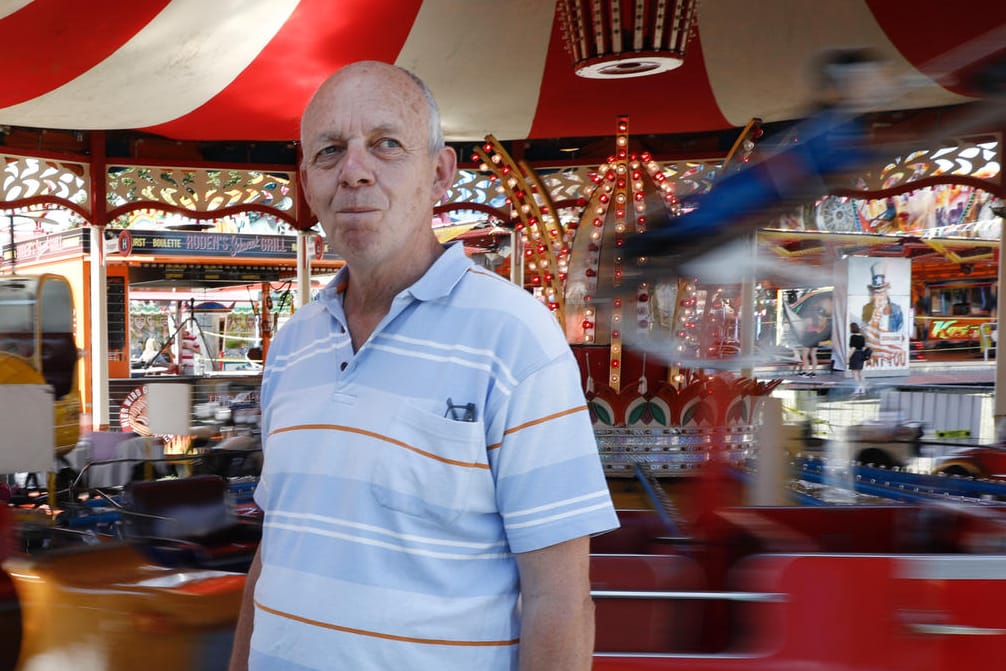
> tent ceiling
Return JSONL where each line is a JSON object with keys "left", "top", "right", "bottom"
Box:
{"left": 0, "top": 0, "right": 1001, "bottom": 146}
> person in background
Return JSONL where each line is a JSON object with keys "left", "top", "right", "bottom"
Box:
{"left": 848, "top": 322, "right": 867, "bottom": 395}
{"left": 229, "top": 61, "right": 618, "bottom": 671}
{"left": 797, "top": 329, "right": 819, "bottom": 377}
{"left": 796, "top": 307, "right": 829, "bottom": 377}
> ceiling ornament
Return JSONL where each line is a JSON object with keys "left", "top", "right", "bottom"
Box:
{"left": 557, "top": 0, "right": 700, "bottom": 79}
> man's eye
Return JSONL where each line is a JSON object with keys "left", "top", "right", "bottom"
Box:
{"left": 375, "top": 138, "right": 403, "bottom": 151}
{"left": 317, "top": 145, "right": 343, "bottom": 159}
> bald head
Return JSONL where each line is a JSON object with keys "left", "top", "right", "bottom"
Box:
{"left": 301, "top": 61, "right": 445, "bottom": 157}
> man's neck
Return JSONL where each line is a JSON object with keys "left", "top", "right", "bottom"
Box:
{"left": 341, "top": 241, "right": 444, "bottom": 350}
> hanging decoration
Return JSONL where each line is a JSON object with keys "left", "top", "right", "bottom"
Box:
{"left": 557, "top": 0, "right": 701, "bottom": 79}
{"left": 564, "top": 115, "right": 676, "bottom": 391}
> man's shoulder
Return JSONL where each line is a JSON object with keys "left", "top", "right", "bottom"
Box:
{"left": 458, "top": 267, "right": 544, "bottom": 308}
{"left": 457, "top": 268, "right": 563, "bottom": 328}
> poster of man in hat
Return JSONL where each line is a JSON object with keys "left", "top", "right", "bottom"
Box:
{"left": 861, "top": 261, "right": 904, "bottom": 332}
{"left": 856, "top": 258, "right": 909, "bottom": 370}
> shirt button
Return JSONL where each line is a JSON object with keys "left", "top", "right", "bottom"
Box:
{"left": 340, "top": 361, "right": 348, "bottom": 371}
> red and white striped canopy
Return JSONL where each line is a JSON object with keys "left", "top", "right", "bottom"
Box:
{"left": 0, "top": 0, "right": 1001, "bottom": 143}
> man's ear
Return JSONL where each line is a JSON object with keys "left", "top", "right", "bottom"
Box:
{"left": 432, "top": 146, "right": 458, "bottom": 203}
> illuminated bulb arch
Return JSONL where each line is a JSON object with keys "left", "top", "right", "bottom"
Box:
{"left": 472, "top": 136, "right": 572, "bottom": 328}
{"left": 564, "top": 116, "right": 678, "bottom": 392}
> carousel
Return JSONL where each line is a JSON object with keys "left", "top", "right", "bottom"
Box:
{"left": 1, "top": 1, "right": 1006, "bottom": 669}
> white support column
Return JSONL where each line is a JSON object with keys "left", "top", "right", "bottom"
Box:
{"left": 296, "top": 229, "right": 312, "bottom": 308}
{"left": 749, "top": 396, "right": 786, "bottom": 506}
{"left": 89, "top": 224, "right": 110, "bottom": 430}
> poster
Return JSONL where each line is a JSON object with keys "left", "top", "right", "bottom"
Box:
{"left": 833, "top": 257, "right": 911, "bottom": 375}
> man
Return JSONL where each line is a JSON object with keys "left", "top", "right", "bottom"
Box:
{"left": 861, "top": 262, "right": 904, "bottom": 333}
{"left": 229, "top": 61, "right": 618, "bottom": 670}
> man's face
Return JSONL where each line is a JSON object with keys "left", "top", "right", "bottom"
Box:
{"left": 871, "top": 289, "right": 888, "bottom": 307}
{"left": 299, "top": 64, "right": 456, "bottom": 269}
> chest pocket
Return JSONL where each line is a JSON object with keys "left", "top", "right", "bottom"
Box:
{"left": 370, "top": 404, "right": 489, "bottom": 526}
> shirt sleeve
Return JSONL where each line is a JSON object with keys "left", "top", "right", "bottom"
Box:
{"left": 488, "top": 350, "right": 619, "bottom": 554}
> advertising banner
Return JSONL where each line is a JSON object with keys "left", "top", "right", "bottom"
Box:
{"left": 835, "top": 257, "right": 911, "bottom": 375}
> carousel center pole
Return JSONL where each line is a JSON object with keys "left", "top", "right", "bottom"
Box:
{"left": 89, "top": 131, "right": 110, "bottom": 431}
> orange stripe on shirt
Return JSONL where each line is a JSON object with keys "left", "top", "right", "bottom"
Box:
{"left": 487, "top": 405, "right": 589, "bottom": 451}
{"left": 270, "top": 424, "right": 491, "bottom": 469}
{"left": 255, "top": 600, "right": 519, "bottom": 647}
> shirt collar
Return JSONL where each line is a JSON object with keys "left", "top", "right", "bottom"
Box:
{"left": 318, "top": 241, "right": 472, "bottom": 313}
{"left": 408, "top": 242, "right": 472, "bottom": 301}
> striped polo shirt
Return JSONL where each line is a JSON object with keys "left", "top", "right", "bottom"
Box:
{"left": 250, "top": 242, "right": 618, "bottom": 670}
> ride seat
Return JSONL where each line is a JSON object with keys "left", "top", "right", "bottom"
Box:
{"left": 79, "top": 431, "right": 141, "bottom": 488}
{"left": 591, "top": 553, "right": 706, "bottom": 653}
{"left": 590, "top": 509, "right": 672, "bottom": 554}
{"left": 123, "top": 475, "right": 260, "bottom": 572}
{"left": 40, "top": 332, "right": 76, "bottom": 398}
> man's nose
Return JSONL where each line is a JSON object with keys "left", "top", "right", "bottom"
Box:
{"left": 339, "top": 143, "right": 374, "bottom": 187}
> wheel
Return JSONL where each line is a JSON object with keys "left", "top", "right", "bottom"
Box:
{"left": 857, "top": 447, "right": 895, "bottom": 469}
{"left": 937, "top": 464, "right": 980, "bottom": 478}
